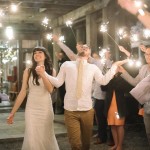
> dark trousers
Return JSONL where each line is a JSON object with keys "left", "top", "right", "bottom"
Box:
{"left": 94, "top": 99, "right": 113, "bottom": 142}
{"left": 59, "top": 83, "right": 66, "bottom": 112}
{"left": 64, "top": 109, "right": 94, "bottom": 150}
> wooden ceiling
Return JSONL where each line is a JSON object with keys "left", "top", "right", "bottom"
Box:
{"left": 0, "top": 0, "right": 94, "bottom": 28}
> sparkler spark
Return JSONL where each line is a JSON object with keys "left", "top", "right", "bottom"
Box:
{"left": 100, "top": 22, "right": 119, "bottom": 47}
{"left": 46, "top": 33, "right": 52, "bottom": 40}
{"left": 59, "top": 36, "right": 65, "bottom": 43}
{"left": 42, "top": 17, "right": 49, "bottom": 27}
{"left": 65, "top": 19, "right": 76, "bottom": 42}
{"left": 66, "top": 20, "right": 73, "bottom": 27}
{"left": 143, "top": 29, "right": 150, "bottom": 39}
{"left": 99, "top": 22, "right": 108, "bottom": 33}
{"left": 117, "top": 28, "right": 127, "bottom": 39}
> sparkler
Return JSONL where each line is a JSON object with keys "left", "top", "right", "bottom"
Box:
{"left": 65, "top": 19, "right": 77, "bottom": 42}
{"left": 46, "top": 33, "right": 52, "bottom": 41}
{"left": 99, "top": 47, "right": 111, "bottom": 64}
{"left": 117, "top": 28, "right": 127, "bottom": 40}
{"left": 42, "top": 17, "right": 49, "bottom": 27}
{"left": 100, "top": 22, "right": 120, "bottom": 47}
{"left": 59, "top": 35, "right": 65, "bottom": 43}
{"left": 143, "top": 29, "right": 150, "bottom": 39}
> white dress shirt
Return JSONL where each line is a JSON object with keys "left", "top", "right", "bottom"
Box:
{"left": 92, "top": 59, "right": 113, "bottom": 100}
{"left": 46, "top": 60, "right": 117, "bottom": 111}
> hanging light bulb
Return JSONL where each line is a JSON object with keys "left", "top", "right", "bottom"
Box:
{"left": 5, "top": 26, "right": 14, "bottom": 40}
{"left": 11, "top": 4, "right": 18, "bottom": 12}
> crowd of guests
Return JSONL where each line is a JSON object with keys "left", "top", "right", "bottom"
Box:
{"left": 6, "top": 0, "right": 150, "bottom": 150}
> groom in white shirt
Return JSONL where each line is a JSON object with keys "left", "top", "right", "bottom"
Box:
{"left": 36, "top": 45, "right": 126, "bottom": 150}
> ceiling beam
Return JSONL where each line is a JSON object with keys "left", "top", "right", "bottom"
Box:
{"left": 51, "top": 0, "right": 111, "bottom": 28}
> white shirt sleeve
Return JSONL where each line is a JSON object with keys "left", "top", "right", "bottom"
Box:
{"left": 57, "top": 41, "right": 77, "bottom": 61}
{"left": 45, "top": 63, "right": 66, "bottom": 88}
{"left": 94, "top": 64, "right": 117, "bottom": 85}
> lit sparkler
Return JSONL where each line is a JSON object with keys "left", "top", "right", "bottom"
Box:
{"left": 65, "top": 19, "right": 76, "bottom": 42}
{"left": 59, "top": 35, "right": 65, "bottom": 43}
{"left": 42, "top": 17, "right": 49, "bottom": 27}
{"left": 143, "top": 29, "right": 150, "bottom": 39}
{"left": 46, "top": 33, "right": 52, "bottom": 40}
{"left": 100, "top": 22, "right": 120, "bottom": 47}
{"left": 130, "top": 34, "right": 139, "bottom": 42}
{"left": 117, "top": 28, "right": 127, "bottom": 39}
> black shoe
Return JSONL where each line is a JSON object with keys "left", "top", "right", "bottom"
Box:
{"left": 94, "top": 138, "right": 106, "bottom": 145}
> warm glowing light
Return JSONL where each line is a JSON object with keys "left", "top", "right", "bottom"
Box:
{"left": 42, "top": 17, "right": 49, "bottom": 27}
{"left": 46, "top": 33, "right": 52, "bottom": 40}
{"left": 130, "top": 34, "right": 139, "bottom": 42}
{"left": 117, "top": 28, "right": 127, "bottom": 39}
{"left": 100, "top": 22, "right": 108, "bottom": 33}
{"left": 128, "top": 59, "right": 134, "bottom": 66}
{"left": 143, "top": 29, "right": 150, "bottom": 39}
{"left": 2, "top": 59, "right": 9, "bottom": 64}
{"left": 134, "top": 0, "right": 143, "bottom": 8}
{"left": 0, "top": 23, "right": 2, "bottom": 27}
{"left": 11, "top": 4, "right": 18, "bottom": 12}
{"left": 12, "top": 56, "right": 17, "bottom": 61}
{"left": 26, "top": 60, "right": 32, "bottom": 65}
{"left": 136, "top": 60, "right": 142, "bottom": 67}
{"left": 66, "top": 20, "right": 73, "bottom": 27}
{"left": 59, "top": 36, "right": 65, "bottom": 43}
{"left": 5, "top": 26, "right": 14, "bottom": 40}
{"left": 0, "top": 9, "right": 5, "bottom": 17}
{"left": 0, "top": 69, "right": 2, "bottom": 75}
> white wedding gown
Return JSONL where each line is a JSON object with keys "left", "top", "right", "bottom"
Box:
{"left": 22, "top": 76, "right": 59, "bottom": 150}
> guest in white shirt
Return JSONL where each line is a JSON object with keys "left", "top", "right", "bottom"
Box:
{"left": 36, "top": 45, "right": 127, "bottom": 150}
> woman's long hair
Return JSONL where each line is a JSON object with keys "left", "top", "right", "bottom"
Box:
{"left": 29, "top": 46, "right": 53, "bottom": 86}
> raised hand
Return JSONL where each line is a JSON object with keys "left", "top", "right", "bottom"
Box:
{"left": 118, "top": 45, "right": 131, "bottom": 57}
{"left": 52, "top": 35, "right": 59, "bottom": 42}
{"left": 35, "top": 65, "right": 45, "bottom": 77}
{"left": 139, "top": 44, "right": 146, "bottom": 52}
{"left": 118, "top": 0, "right": 138, "bottom": 15}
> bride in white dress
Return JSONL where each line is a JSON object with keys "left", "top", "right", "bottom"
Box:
{"left": 7, "top": 46, "right": 59, "bottom": 150}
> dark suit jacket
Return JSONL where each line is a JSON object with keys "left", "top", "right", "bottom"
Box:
{"left": 101, "top": 75, "right": 133, "bottom": 118}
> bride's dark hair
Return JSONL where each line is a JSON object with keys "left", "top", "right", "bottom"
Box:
{"left": 29, "top": 46, "right": 53, "bottom": 86}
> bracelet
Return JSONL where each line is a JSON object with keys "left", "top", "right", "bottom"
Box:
{"left": 135, "top": 9, "right": 146, "bottom": 17}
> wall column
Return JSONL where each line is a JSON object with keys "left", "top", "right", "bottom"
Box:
{"left": 86, "top": 13, "right": 98, "bottom": 51}
{"left": 53, "top": 27, "right": 62, "bottom": 72}
{"left": 76, "top": 26, "right": 86, "bottom": 44}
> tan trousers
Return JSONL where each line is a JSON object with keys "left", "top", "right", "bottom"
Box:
{"left": 64, "top": 109, "right": 94, "bottom": 150}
